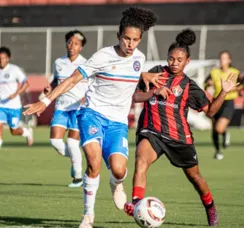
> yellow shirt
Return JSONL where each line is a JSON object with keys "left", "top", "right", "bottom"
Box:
{"left": 210, "top": 67, "right": 240, "bottom": 100}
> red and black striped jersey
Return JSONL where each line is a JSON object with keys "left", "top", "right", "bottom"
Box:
{"left": 137, "top": 65, "right": 209, "bottom": 144}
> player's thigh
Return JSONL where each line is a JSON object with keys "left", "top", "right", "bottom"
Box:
{"left": 67, "top": 110, "right": 80, "bottom": 140}
{"left": 50, "top": 126, "right": 66, "bottom": 138}
{"left": 50, "top": 110, "right": 69, "bottom": 135}
{"left": 0, "top": 108, "right": 7, "bottom": 129}
{"left": 103, "top": 123, "right": 128, "bottom": 169}
{"left": 136, "top": 138, "right": 158, "bottom": 168}
{"left": 165, "top": 142, "right": 198, "bottom": 168}
{"left": 215, "top": 117, "right": 230, "bottom": 134}
{"left": 7, "top": 108, "right": 22, "bottom": 130}
{"left": 77, "top": 108, "right": 104, "bottom": 148}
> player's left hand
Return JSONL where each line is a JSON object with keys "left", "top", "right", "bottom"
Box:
{"left": 221, "top": 72, "right": 239, "bottom": 93}
{"left": 141, "top": 72, "right": 168, "bottom": 91}
{"left": 23, "top": 101, "right": 47, "bottom": 117}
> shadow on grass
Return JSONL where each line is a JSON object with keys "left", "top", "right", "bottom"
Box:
{"left": 0, "top": 182, "right": 66, "bottom": 187}
{"left": 2, "top": 142, "right": 51, "bottom": 148}
{"left": 0, "top": 216, "right": 104, "bottom": 228}
{"left": 164, "top": 221, "right": 208, "bottom": 226}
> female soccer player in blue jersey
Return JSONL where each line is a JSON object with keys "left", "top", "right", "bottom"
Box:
{"left": 23, "top": 7, "right": 161, "bottom": 228}
{"left": 124, "top": 29, "right": 238, "bottom": 227}
{"left": 43, "top": 30, "right": 88, "bottom": 187}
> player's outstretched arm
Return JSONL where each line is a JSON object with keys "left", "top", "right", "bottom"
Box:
{"left": 203, "top": 72, "right": 238, "bottom": 117}
{"left": 23, "top": 69, "right": 83, "bottom": 116}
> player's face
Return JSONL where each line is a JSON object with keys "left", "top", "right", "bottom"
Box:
{"left": 66, "top": 36, "right": 82, "bottom": 57}
{"left": 220, "top": 52, "right": 231, "bottom": 68}
{"left": 118, "top": 27, "right": 142, "bottom": 57}
{"left": 0, "top": 53, "right": 9, "bottom": 69}
{"left": 167, "top": 48, "right": 190, "bottom": 75}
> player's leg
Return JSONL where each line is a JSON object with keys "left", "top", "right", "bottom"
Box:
{"left": 8, "top": 108, "right": 33, "bottom": 146}
{"left": 183, "top": 165, "right": 218, "bottom": 226}
{"left": 213, "top": 117, "right": 230, "bottom": 160}
{"left": 0, "top": 123, "right": 4, "bottom": 148}
{"left": 103, "top": 122, "right": 129, "bottom": 210}
{"left": 0, "top": 108, "right": 7, "bottom": 148}
{"left": 50, "top": 110, "right": 70, "bottom": 157}
{"left": 124, "top": 136, "right": 158, "bottom": 216}
{"left": 77, "top": 109, "right": 103, "bottom": 228}
{"left": 67, "top": 129, "right": 83, "bottom": 187}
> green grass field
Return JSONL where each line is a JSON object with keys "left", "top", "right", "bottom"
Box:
{"left": 0, "top": 127, "right": 244, "bottom": 228}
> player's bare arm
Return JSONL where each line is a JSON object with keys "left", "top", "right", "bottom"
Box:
{"left": 9, "top": 80, "right": 29, "bottom": 100}
{"left": 23, "top": 69, "right": 83, "bottom": 116}
{"left": 141, "top": 72, "right": 165, "bottom": 91}
{"left": 43, "top": 77, "right": 58, "bottom": 95}
{"left": 203, "top": 72, "right": 238, "bottom": 117}
{"left": 133, "top": 86, "right": 172, "bottom": 103}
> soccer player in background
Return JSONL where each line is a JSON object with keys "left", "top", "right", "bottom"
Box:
{"left": 204, "top": 51, "right": 243, "bottom": 160}
{"left": 23, "top": 7, "right": 160, "bottom": 228}
{"left": 0, "top": 47, "right": 33, "bottom": 148}
{"left": 124, "top": 29, "right": 238, "bottom": 226}
{"left": 43, "top": 30, "right": 88, "bottom": 187}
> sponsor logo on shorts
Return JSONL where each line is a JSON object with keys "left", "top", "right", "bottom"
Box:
{"left": 88, "top": 126, "right": 98, "bottom": 135}
{"left": 133, "top": 61, "right": 141, "bottom": 72}
{"left": 193, "top": 155, "right": 197, "bottom": 160}
{"left": 172, "top": 85, "right": 183, "bottom": 97}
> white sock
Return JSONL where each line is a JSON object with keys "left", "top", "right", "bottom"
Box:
{"left": 67, "top": 138, "right": 82, "bottom": 179}
{"left": 0, "top": 139, "right": 2, "bottom": 148}
{"left": 22, "top": 128, "right": 30, "bottom": 137}
{"left": 50, "top": 138, "right": 70, "bottom": 157}
{"left": 83, "top": 173, "right": 100, "bottom": 215}
{"left": 110, "top": 168, "right": 127, "bottom": 186}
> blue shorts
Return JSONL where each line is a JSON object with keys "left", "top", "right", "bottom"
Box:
{"left": 50, "top": 109, "right": 79, "bottom": 131}
{"left": 0, "top": 107, "right": 22, "bottom": 129}
{"left": 77, "top": 108, "right": 128, "bottom": 168}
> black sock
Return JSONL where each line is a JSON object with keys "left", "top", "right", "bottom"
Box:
{"left": 212, "top": 131, "right": 219, "bottom": 151}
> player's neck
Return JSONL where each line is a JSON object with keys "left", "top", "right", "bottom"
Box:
{"left": 68, "top": 54, "right": 79, "bottom": 62}
{"left": 221, "top": 66, "right": 229, "bottom": 72}
{"left": 114, "top": 45, "right": 131, "bottom": 58}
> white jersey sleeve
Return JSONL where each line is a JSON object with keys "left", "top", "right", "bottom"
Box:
{"left": 16, "top": 67, "right": 27, "bottom": 84}
{"left": 53, "top": 55, "right": 88, "bottom": 111}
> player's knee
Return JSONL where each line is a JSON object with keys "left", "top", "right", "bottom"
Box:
{"left": 215, "top": 125, "right": 225, "bottom": 134}
{"left": 50, "top": 138, "right": 66, "bottom": 156}
{"left": 10, "top": 128, "right": 19, "bottom": 135}
{"left": 110, "top": 163, "right": 127, "bottom": 180}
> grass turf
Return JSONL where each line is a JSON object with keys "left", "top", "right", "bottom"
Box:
{"left": 0, "top": 127, "right": 244, "bottom": 228}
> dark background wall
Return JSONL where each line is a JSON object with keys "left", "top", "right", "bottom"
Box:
{"left": 0, "top": 2, "right": 244, "bottom": 27}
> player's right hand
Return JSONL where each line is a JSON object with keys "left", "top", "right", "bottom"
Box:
{"left": 141, "top": 72, "right": 168, "bottom": 91}
{"left": 154, "top": 86, "right": 172, "bottom": 99}
{"left": 23, "top": 101, "right": 47, "bottom": 117}
{"left": 43, "top": 84, "right": 52, "bottom": 95}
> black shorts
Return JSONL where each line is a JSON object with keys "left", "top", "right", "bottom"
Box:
{"left": 137, "top": 131, "right": 198, "bottom": 168}
{"left": 214, "top": 100, "right": 234, "bottom": 120}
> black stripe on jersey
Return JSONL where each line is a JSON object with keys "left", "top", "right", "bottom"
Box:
{"left": 158, "top": 75, "right": 175, "bottom": 135}
{"left": 174, "top": 76, "right": 190, "bottom": 143}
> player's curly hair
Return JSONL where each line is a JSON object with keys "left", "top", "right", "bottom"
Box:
{"left": 65, "top": 30, "right": 87, "bottom": 46}
{"left": 168, "top": 29, "right": 196, "bottom": 58}
{"left": 0, "top": 46, "right": 11, "bottom": 57}
{"left": 119, "top": 7, "right": 158, "bottom": 36}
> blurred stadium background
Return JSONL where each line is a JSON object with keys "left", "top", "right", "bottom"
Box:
{"left": 0, "top": 0, "right": 243, "bottom": 128}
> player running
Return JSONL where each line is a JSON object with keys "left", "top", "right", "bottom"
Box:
{"left": 23, "top": 7, "right": 161, "bottom": 228}
{"left": 43, "top": 30, "right": 88, "bottom": 188}
{"left": 124, "top": 29, "right": 238, "bottom": 226}
{"left": 204, "top": 51, "right": 243, "bottom": 160}
{"left": 0, "top": 47, "right": 33, "bottom": 148}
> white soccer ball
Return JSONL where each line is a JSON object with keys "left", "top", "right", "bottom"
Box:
{"left": 134, "top": 197, "right": 166, "bottom": 228}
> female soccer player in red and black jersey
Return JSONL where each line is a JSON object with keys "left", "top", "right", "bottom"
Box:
{"left": 124, "top": 29, "right": 238, "bottom": 226}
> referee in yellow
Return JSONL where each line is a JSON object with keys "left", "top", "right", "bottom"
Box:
{"left": 205, "top": 51, "right": 243, "bottom": 160}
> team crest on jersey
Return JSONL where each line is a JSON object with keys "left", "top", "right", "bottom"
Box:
{"left": 88, "top": 126, "right": 99, "bottom": 135}
{"left": 149, "top": 96, "right": 157, "bottom": 105}
{"left": 4, "top": 73, "right": 10, "bottom": 79}
{"left": 172, "top": 85, "right": 183, "bottom": 97}
{"left": 133, "top": 61, "right": 141, "bottom": 72}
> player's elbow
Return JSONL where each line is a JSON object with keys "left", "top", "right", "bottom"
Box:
{"left": 132, "top": 94, "right": 140, "bottom": 103}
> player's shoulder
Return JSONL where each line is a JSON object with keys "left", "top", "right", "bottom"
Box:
{"left": 78, "top": 54, "right": 87, "bottom": 63}
{"left": 210, "top": 67, "right": 221, "bottom": 75}
{"left": 54, "top": 55, "right": 67, "bottom": 65}
{"left": 7, "top": 63, "right": 23, "bottom": 73}
{"left": 229, "top": 67, "right": 240, "bottom": 74}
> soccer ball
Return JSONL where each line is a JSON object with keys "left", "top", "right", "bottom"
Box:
{"left": 133, "top": 197, "right": 166, "bottom": 228}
